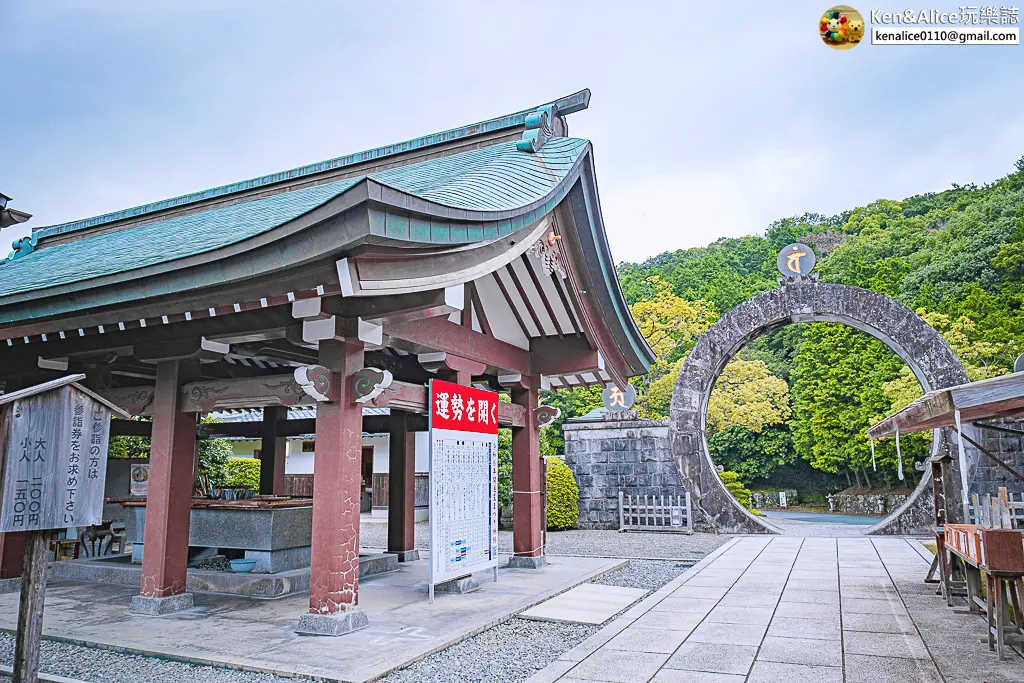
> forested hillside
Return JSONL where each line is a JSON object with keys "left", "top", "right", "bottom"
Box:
{"left": 544, "top": 156, "right": 1024, "bottom": 493}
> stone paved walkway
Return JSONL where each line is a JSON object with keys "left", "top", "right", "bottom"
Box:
{"left": 527, "top": 536, "right": 1024, "bottom": 683}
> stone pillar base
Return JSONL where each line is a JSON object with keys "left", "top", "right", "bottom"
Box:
{"left": 130, "top": 593, "right": 194, "bottom": 615}
{"left": 434, "top": 575, "right": 480, "bottom": 594}
{"left": 394, "top": 549, "right": 420, "bottom": 563}
{"left": 296, "top": 608, "right": 369, "bottom": 636}
{"left": 508, "top": 555, "right": 548, "bottom": 569}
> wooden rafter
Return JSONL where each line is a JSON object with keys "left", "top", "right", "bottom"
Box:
{"left": 503, "top": 263, "right": 548, "bottom": 338}
{"left": 521, "top": 254, "right": 565, "bottom": 338}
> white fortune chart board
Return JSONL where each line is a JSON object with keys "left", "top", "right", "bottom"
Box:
{"left": 428, "top": 378, "right": 499, "bottom": 591}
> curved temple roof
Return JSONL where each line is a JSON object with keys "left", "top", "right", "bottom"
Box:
{"left": 0, "top": 90, "right": 654, "bottom": 383}
{"left": 0, "top": 138, "right": 588, "bottom": 300}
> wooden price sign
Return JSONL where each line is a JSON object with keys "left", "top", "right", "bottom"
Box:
{"left": 0, "top": 375, "right": 128, "bottom": 683}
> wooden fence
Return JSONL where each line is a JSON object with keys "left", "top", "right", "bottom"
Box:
{"left": 285, "top": 474, "right": 314, "bottom": 498}
{"left": 618, "top": 491, "right": 692, "bottom": 533}
{"left": 968, "top": 489, "right": 1024, "bottom": 529}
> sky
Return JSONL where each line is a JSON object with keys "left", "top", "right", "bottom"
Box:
{"left": 2, "top": 1, "right": 1023, "bottom": 264}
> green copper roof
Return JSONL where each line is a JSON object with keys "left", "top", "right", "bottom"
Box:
{"left": 0, "top": 138, "right": 590, "bottom": 300}
{"left": 33, "top": 90, "right": 591, "bottom": 241}
{"left": 375, "top": 137, "right": 586, "bottom": 211}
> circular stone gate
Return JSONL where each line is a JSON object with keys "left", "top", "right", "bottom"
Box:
{"left": 669, "top": 275, "right": 969, "bottom": 535}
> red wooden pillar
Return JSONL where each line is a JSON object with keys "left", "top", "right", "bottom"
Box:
{"left": 259, "top": 405, "right": 288, "bottom": 495}
{"left": 131, "top": 360, "right": 199, "bottom": 614}
{"left": 297, "top": 338, "right": 369, "bottom": 635}
{"left": 510, "top": 385, "right": 546, "bottom": 568}
{"left": 388, "top": 412, "right": 418, "bottom": 562}
{"left": 0, "top": 532, "right": 26, "bottom": 579}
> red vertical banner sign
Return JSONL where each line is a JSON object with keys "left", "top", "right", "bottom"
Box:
{"left": 428, "top": 379, "right": 499, "bottom": 601}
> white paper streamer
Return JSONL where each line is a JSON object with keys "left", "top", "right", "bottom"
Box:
{"left": 895, "top": 426, "right": 904, "bottom": 480}
{"left": 870, "top": 437, "right": 876, "bottom": 471}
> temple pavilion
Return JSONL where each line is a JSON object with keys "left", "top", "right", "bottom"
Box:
{"left": 0, "top": 89, "right": 653, "bottom": 634}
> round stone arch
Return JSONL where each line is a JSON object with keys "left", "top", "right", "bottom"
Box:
{"left": 669, "top": 279, "right": 969, "bottom": 535}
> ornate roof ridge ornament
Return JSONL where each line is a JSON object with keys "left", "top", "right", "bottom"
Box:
{"left": 3, "top": 234, "right": 37, "bottom": 265}
{"left": 531, "top": 229, "right": 567, "bottom": 277}
{"left": 516, "top": 104, "right": 558, "bottom": 153}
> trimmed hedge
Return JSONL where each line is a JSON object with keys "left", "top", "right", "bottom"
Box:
{"left": 224, "top": 457, "right": 260, "bottom": 490}
{"left": 546, "top": 457, "right": 579, "bottom": 530}
{"left": 719, "top": 470, "right": 753, "bottom": 509}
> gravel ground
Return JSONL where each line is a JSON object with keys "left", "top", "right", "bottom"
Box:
{"left": 361, "top": 522, "right": 727, "bottom": 560}
{"left": 0, "top": 634, "right": 298, "bottom": 683}
{"left": 380, "top": 618, "right": 600, "bottom": 683}
{"left": 382, "top": 559, "right": 689, "bottom": 683}
{"left": 591, "top": 558, "right": 690, "bottom": 591}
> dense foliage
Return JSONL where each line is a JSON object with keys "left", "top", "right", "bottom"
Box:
{"left": 719, "top": 471, "right": 753, "bottom": 509}
{"left": 109, "top": 415, "right": 235, "bottom": 487}
{"left": 224, "top": 457, "right": 261, "bottom": 490}
{"left": 545, "top": 457, "right": 580, "bottom": 529}
{"left": 547, "top": 156, "right": 1024, "bottom": 493}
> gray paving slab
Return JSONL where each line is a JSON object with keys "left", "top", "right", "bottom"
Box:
{"left": 844, "top": 654, "right": 943, "bottom": 683}
{"left": 520, "top": 583, "right": 648, "bottom": 625}
{"left": 669, "top": 584, "right": 730, "bottom": 600}
{"left": 649, "top": 671, "right": 744, "bottom": 683}
{"left": 704, "top": 605, "right": 774, "bottom": 625}
{"left": 604, "top": 626, "right": 694, "bottom": 654}
{"left": 530, "top": 536, "right": 1024, "bottom": 683}
{"left": 686, "top": 619, "right": 768, "bottom": 647}
{"left": 758, "top": 634, "right": 843, "bottom": 667}
{"left": 649, "top": 596, "right": 718, "bottom": 614}
{"left": 630, "top": 609, "right": 704, "bottom": 630}
{"left": 842, "top": 610, "right": 916, "bottom": 634}
{"left": 747, "top": 660, "right": 843, "bottom": 683}
{"left": 841, "top": 596, "right": 910, "bottom": 616}
{"left": 773, "top": 600, "right": 838, "bottom": 620}
{"left": 663, "top": 642, "right": 757, "bottom": 676}
{"left": 843, "top": 630, "right": 931, "bottom": 659}
{"left": 717, "top": 592, "right": 780, "bottom": 609}
{"left": 779, "top": 588, "right": 840, "bottom": 605}
{"left": 565, "top": 648, "right": 670, "bottom": 683}
{"left": 766, "top": 615, "right": 841, "bottom": 640}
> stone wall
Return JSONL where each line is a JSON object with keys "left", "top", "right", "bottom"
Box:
{"left": 563, "top": 411, "right": 684, "bottom": 529}
{"left": 749, "top": 490, "right": 799, "bottom": 509}
{"left": 976, "top": 418, "right": 1024, "bottom": 498}
{"left": 827, "top": 492, "right": 910, "bottom": 516}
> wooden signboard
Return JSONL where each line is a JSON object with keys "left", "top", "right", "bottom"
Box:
{"left": 0, "top": 385, "right": 114, "bottom": 532}
{"left": 0, "top": 375, "right": 128, "bottom": 683}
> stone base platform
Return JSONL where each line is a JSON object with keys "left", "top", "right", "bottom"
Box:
{"left": 50, "top": 552, "right": 398, "bottom": 599}
{"left": 1, "top": 554, "right": 626, "bottom": 682}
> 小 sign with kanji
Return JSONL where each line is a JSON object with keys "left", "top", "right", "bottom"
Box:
{"left": 0, "top": 376, "right": 126, "bottom": 532}
{"left": 428, "top": 378, "right": 500, "bottom": 592}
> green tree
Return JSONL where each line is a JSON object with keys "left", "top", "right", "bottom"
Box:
{"left": 628, "top": 276, "right": 717, "bottom": 418}
{"left": 706, "top": 358, "right": 791, "bottom": 435}
{"left": 708, "top": 425, "right": 794, "bottom": 484}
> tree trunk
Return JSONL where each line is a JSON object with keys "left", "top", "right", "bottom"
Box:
{"left": 853, "top": 468, "right": 862, "bottom": 488}
{"left": 844, "top": 470, "right": 852, "bottom": 487}
{"left": 862, "top": 467, "right": 873, "bottom": 490}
